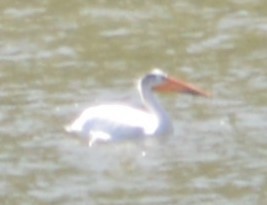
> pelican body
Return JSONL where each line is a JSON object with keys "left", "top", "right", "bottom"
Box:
{"left": 66, "top": 69, "right": 209, "bottom": 146}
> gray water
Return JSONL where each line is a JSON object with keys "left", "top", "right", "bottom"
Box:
{"left": 1, "top": 0, "right": 267, "bottom": 204}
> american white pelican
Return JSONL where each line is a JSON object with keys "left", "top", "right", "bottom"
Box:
{"left": 66, "top": 69, "right": 209, "bottom": 146}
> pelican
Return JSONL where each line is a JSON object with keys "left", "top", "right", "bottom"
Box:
{"left": 66, "top": 69, "right": 209, "bottom": 146}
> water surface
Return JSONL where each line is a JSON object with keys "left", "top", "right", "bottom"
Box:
{"left": 0, "top": 0, "right": 267, "bottom": 204}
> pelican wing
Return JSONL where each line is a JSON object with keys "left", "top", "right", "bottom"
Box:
{"left": 67, "top": 104, "right": 158, "bottom": 142}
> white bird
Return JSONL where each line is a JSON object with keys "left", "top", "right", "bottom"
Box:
{"left": 66, "top": 69, "right": 209, "bottom": 146}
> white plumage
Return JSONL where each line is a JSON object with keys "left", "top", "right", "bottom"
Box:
{"left": 66, "top": 69, "right": 209, "bottom": 146}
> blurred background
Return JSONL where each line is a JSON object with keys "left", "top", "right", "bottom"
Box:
{"left": 0, "top": 0, "right": 266, "bottom": 204}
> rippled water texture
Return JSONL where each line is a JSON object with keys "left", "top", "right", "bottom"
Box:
{"left": 1, "top": 1, "right": 267, "bottom": 204}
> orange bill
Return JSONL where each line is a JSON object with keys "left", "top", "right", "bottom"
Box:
{"left": 154, "top": 76, "right": 211, "bottom": 97}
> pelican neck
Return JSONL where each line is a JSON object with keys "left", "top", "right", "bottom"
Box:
{"left": 138, "top": 82, "right": 172, "bottom": 135}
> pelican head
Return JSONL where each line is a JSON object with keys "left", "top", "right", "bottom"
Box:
{"left": 140, "top": 69, "right": 210, "bottom": 97}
